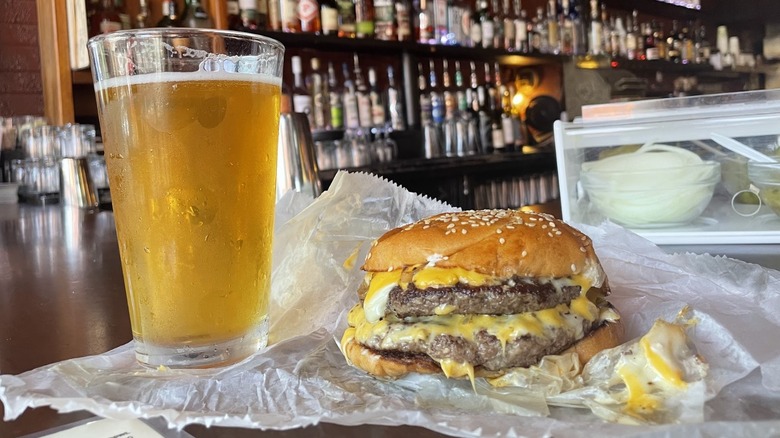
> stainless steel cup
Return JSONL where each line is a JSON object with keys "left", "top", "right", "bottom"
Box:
{"left": 276, "top": 113, "right": 322, "bottom": 201}
{"left": 59, "top": 157, "right": 98, "bottom": 209}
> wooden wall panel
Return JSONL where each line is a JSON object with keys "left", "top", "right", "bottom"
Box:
{"left": 0, "top": 0, "right": 44, "bottom": 117}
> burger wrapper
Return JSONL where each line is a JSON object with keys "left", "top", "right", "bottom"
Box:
{"left": 3, "top": 171, "right": 780, "bottom": 437}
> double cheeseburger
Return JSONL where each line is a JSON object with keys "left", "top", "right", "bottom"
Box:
{"left": 340, "top": 209, "right": 623, "bottom": 381}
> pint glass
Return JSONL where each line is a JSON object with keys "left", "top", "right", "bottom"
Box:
{"left": 88, "top": 30, "right": 284, "bottom": 368}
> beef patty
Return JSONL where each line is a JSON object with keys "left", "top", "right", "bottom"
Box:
{"left": 361, "top": 315, "right": 597, "bottom": 371}
{"left": 387, "top": 277, "right": 582, "bottom": 318}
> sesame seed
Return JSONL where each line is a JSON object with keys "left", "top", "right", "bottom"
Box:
{"left": 461, "top": 229, "right": 467, "bottom": 234}
{"left": 579, "top": 246, "right": 586, "bottom": 252}
{"left": 499, "top": 238, "right": 505, "bottom": 244}
{"left": 506, "top": 225, "right": 515, "bottom": 230}
{"left": 547, "top": 232, "right": 554, "bottom": 237}
{"left": 549, "top": 222, "right": 556, "bottom": 228}
{"left": 366, "top": 253, "right": 372, "bottom": 259}
{"left": 541, "top": 225, "right": 548, "bottom": 229}
{"left": 447, "top": 223, "right": 455, "bottom": 229}
{"left": 423, "top": 225, "right": 430, "bottom": 229}
{"left": 496, "top": 229, "right": 503, "bottom": 234}
{"left": 570, "top": 264, "right": 576, "bottom": 272}
{"left": 388, "top": 266, "right": 394, "bottom": 272}
{"left": 521, "top": 250, "right": 528, "bottom": 257}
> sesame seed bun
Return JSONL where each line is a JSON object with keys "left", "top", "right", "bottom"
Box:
{"left": 363, "top": 210, "right": 606, "bottom": 286}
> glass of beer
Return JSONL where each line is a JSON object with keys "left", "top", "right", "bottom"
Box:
{"left": 88, "top": 29, "right": 284, "bottom": 368}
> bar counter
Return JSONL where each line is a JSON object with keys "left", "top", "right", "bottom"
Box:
{"left": 0, "top": 204, "right": 443, "bottom": 437}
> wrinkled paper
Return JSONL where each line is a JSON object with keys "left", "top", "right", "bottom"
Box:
{"left": 3, "top": 171, "right": 780, "bottom": 437}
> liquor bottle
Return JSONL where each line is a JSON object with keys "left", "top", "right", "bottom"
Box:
{"left": 625, "top": 14, "right": 637, "bottom": 60}
{"left": 559, "top": 0, "right": 574, "bottom": 55}
{"left": 695, "top": 24, "right": 710, "bottom": 64}
{"left": 468, "top": 1, "right": 482, "bottom": 48}
{"left": 395, "top": 0, "right": 413, "bottom": 41}
{"left": 571, "top": 0, "right": 587, "bottom": 55}
{"left": 337, "top": 0, "right": 357, "bottom": 37}
{"left": 354, "top": 56, "right": 373, "bottom": 128}
{"left": 644, "top": 21, "right": 658, "bottom": 60}
{"left": 612, "top": 17, "right": 625, "bottom": 58}
{"left": 631, "top": 9, "right": 643, "bottom": 59}
{"left": 433, "top": 0, "right": 448, "bottom": 44}
{"left": 454, "top": 61, "right": 475, "bottom": 156}
{"left": 157, "top": 0, "right": 180, "bottom": 26}
{"left": 442, "top": 60, "right": 457, "bottom": 121}
{"left": 441, "top": 60, "right": 456, "bottom": 156}
{"left": 667, "top": 20, "right": 681, "bottom": 62}
{"left": 429, "top": 60, "right": 445, "bottom": 126}
{"left": 473, "top": 63, "right": 492, "bottom": 153}
{"left": 444, "top": 0, "right": 467, "bottom": 45}
{"left": 418, "top": 0, "right": 435, "bottom": 43}
{"left": 327, "top": 63, "right": 344, "bottom": 129}
{"left": 531, "top": 6, "right": 547, "bottom": 53}
{"left": 463, "top": 86, "right": 481, "bottom": 155}
{"left": 495, "top": 63, "right": 512, "bottom": 152}
{"left": 386, "top": 66, "right": 406, "bottom": 130}
{"left": 418, "top": 62, "right": 433, "bottom": 126}
{"left": 375, "top": 0, "right": 396, "bottom": 39}
{"left": 291, "top": 56, "right": 313, "bottom": 124}
{"left": 366, "top": 67, "right": 386, "bottom": 126}
{"left": 454, "top": 61, "right": 468, "bottom": 117}
{"left": 228, "top": 0, "right": 241, "bottom": 29}
{"left": 182, "top": 0, "right": 214, "bottom": 28}
{"left": 268, "top": 0, "right": 281, "bottom": 30}
{"left": 654, "top": 21, "right": 667, "bottom": 60}
{"left": 477, "top": 0, "right": 495, "bottom": 49}
{"left": 307, "top": 57, "right": 330, "bottom": 130}
{"left": 355, "top": 0, "right": 375, "bottom": 38}
{"left": 600, "top": 3, "right": 612, "bottom": 56}
{"left": 546, "top": 0, "right": 559, "bottom": 54}
{"left": 681, "top": 22, "right": 694, "bottom": 64}
{"left": 90, "top": 0, "right": 123, "bottom": 36}
{"left": 281, "top": 0, "right": 301, "bottom": 32}
{"left": 492, "top": 0, "right": 504, "bottom": 49}
{"left": 236, "top": 0, "right": 261, "bottom": 30}
{"left": 588, "top": 0, "right": 602, "bottom": 55}
{"left": 299, "top": 0, "right": 321, "bottom": 32}
{"left": 513, "top": 0, "right": 527, "bottom": 52}
{"left": 342, "top": 63, "right": 361, "bottom": 129}
{"left": 136, "top": 0, "right": 150, "bottom": 28}
{"left": 320, "top": 0, "right": 340, "bottom": 34}
{"left": 501, "top": 0, "right": 514, "bottom": 50}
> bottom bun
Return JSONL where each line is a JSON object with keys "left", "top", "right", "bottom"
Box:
{"left": 341, "top": 318, "right": 625, "bottom": 379}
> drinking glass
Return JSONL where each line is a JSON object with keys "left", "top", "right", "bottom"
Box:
{"left": 88, "top": 29, "right": 284, "bottom": 368}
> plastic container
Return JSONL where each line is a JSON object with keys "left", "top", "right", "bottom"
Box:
{"left": 554, "top": 89, "right": 780, "bottom": 245}
{"left": 748, "top": 162, "right": 780, "bottom": 218}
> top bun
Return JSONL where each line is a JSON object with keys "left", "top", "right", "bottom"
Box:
{"left": 363, "top": 210, "right": 605, "bottom": 283}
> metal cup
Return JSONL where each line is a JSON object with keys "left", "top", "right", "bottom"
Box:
{"left": 59, "top": 157, "right": 98, "bottom": 209}
{"left": 276, "top": 113, "right": 322, "bottom": 202}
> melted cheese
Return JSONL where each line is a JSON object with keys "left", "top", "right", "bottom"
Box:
{"left": 412, "top": 267, "right": 492, "bottom": 288}
{"left": 350, "top": 299, "right": 586, "bottom": 353}
{"left": 362, "top": 268, "right": 594, "bottom": 323}
{"left": 614, "top": 320, "right": 693, "bottom": 418}
{"left": 439, "top": 359, "right": 476, "bottom": 388}
{"left": 618, "top": 364, "right": 660, "bottom": 414}
{"left": 363, "top": 271, "right": 403, "bottom": 323}
{"left": 640, "top": 323, "right": 688, "bottom": 389}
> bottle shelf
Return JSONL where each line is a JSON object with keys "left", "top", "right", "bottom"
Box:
{"left": 317, "top": 149, "right": 556, "bottom": 182}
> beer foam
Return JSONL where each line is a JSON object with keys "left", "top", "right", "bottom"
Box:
{"left": 94, "top": 71, "right": 282, "bottom": 91}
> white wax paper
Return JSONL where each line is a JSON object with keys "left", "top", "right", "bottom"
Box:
{"left": 3, "top": 171, "right": 780, "bottom": 437}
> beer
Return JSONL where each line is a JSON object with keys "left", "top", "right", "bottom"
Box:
{"left": 95, "top": 72, "right": 281, "bottom": 358}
